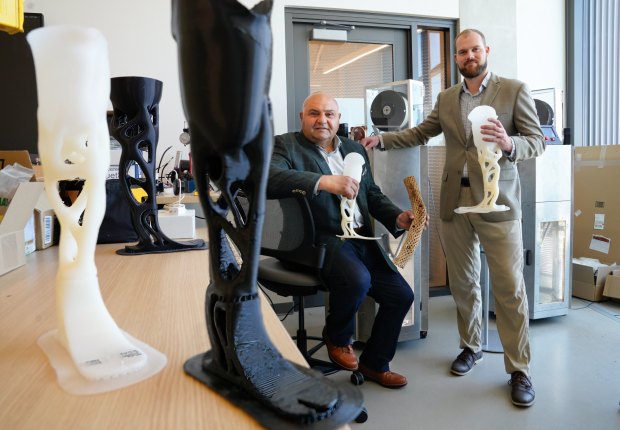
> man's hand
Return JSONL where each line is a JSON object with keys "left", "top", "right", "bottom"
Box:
{"left": 396, "top": 211, "right": 430, "bottom": 231}
{"left": 318, "top": 175, "right": 359, "bottom": 199}
{"left": 360, "top": 135, "right": 381, "bottom": 150}
{"left": 396, "top": 210, "right": 415, "bottom": 230}
{"left": 480, "top": 118, "right": 512, "bottom": 152}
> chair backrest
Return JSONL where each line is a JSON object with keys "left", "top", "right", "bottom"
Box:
{"left": 261, "top": 193, "right": 326, "bottom": 272}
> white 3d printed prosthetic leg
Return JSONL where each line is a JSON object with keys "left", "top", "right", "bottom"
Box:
{"left": 337, "top": 152, "right": 379, "bottom": 240}
{"left": 454, "top": 105, "right": 510, "bottom": 214}
{"left": 28, "top": 26, "right": 166, "bottom": 394}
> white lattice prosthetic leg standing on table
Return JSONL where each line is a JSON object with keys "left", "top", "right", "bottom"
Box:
{"left": 28, "top": 26, "right": 165, "bottom": 394}
{"left": 455, "top": 105, "right": 509, "bottom": 214}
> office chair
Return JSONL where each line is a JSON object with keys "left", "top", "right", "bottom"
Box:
{"left": 256, "top": 192, "right": 369, "bottom": 423}
{"left": 257, "top": 192, "right": 340, "bottom": 375}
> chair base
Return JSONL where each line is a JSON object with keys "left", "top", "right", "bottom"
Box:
{"left": 294, "top": 334, "right": 341, "bottom": 376}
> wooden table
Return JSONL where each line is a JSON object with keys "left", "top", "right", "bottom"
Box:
{"left": 155, "top": 192, "right": 201, "bottom": 206}
{"left": 0, "top": 231, "right": 325, "bottom": 429}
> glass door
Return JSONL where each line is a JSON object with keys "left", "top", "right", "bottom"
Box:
{"left": 288, "top": 23, "right": 409, "bottom": 132}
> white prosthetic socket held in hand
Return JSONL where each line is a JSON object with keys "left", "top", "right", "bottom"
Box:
{"left": 337, "top": 152, "right": 379, "bottom": 241}
{"left": 27, "top": 26, "right": 166, "bottom": 395}
{"left": 454, "top": 105, "right": 510, "bottom": 214}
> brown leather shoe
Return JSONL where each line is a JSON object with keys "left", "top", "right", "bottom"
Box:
{"left": 322, "top": 328, "right": 358, "bottom": 371}
{"left": 358, "top": 363, "right": 408, "bottom": 388}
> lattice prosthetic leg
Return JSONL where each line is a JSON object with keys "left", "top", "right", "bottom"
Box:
{"left": 337, "top": 153, "right": 379, "bottom": 241}
{"left": 172, "top": 0, "right": 363, "bottom": 427}
{"left": 28, "top": 26, "right": 165, "bottom": 394}
{"left": 337, "top": 198, "right": 380, "bottom": 240}
{"left": 109, "top": 76, "right": 207, "bottom": 255}
{"left": 455, "top": 105, "right": 509, "bottom": 214}
{"left": 393, "top": 176, "right": 427, "bottom": 268}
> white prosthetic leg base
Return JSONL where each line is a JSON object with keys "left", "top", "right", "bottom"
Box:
{"left": 38, "top": 329, "right": 167, "bottom": 395}
{"left": 454, "top": 204, "right": 509, "bottom": 214}
{"left": 38, "top": 275, "right": 166, "bottom": 394}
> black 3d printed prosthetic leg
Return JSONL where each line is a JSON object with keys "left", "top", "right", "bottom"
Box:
{"left": 109, "top": 76, "right": 207, "bottom": 255}
{"left": 172, "top": 0, "right": 363, "bottom": 427}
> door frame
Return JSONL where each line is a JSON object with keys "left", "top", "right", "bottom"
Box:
{"left": 284, "top": 7, "right": 457, "bottom": 131}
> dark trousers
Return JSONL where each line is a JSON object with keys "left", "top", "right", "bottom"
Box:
{"left": 322, "top": 239, "right": 414, "bottom": 372}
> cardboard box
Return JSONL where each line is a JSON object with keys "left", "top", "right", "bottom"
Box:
{"left": 0, "top": 150, "right": 42, "bottom": 181}
{"left": 603, "top": 270, "right": 620, "bottom": 300}
{"left": 0, "top": 182, "right": 46, "bottom": 276}
{"left": 573, "top": 145, "right": 620, "bottom": 264}
{"left": 572, "top": 260, "right": 620, "bottom": 301}
{"left": 34, "top": 192, "right": 57, "bottom": 250}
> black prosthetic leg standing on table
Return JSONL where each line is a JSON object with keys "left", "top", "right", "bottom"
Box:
{"left": 109, "top": 76, "right": 206, "bottom": 255}
{"left": 172, "top": 0, "right": 364, "bottom": 427}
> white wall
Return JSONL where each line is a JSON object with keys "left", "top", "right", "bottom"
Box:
{"left": 23, "top": 0, "right": 563, "bottom": 172}
{"left": 516, "top": 0, "right": 566, "bottom": 98}
{"left": 459, "top": 0, "right": 518, "bottom": 78}
{"left": 460, "top": 0, "right": 566, "bottom": 102}
{"left": 26, "top": 0, "right": 188, "bottom": 170}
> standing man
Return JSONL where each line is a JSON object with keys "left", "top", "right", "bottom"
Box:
{"left": 268, "top": 92, "right": 417, "bottom": 388}
{"left": 361, "top": 28, "right": 544, "bottom": 407}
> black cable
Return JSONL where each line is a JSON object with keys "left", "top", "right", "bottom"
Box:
{"left": 257, "top": 283, "right": 274, "bottom": 306}
{"left": 279, "top": 303, "right": 296, "bottom": 322}
{"left": 257, "top": 283, "right": 296, "bottom": 322}
{"left": 157, "top": 149, "right": 173, "bottom": 184}
{"left": 159, "top": 156, "right": 175, "bottom": 184}
{"left": 156, "top": 146, "right": 173, "bottom": 175}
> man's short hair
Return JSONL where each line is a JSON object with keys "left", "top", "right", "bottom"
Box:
{"left": 455, "top": 29, "right": 487, "bottom": 47}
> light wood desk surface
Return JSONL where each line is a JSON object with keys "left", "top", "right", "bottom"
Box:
{"left": 0, "top": 231, "right": 323, "bottom": 430}
{"left": 155, "top": 192, "right": 201, "bottom": 205}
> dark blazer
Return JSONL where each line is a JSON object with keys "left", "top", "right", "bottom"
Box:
{"left": 383, "top": 73, "right": 545, "bottom": 222}
{"left": 267, "top": 131, "right": 404, "bottom": 274}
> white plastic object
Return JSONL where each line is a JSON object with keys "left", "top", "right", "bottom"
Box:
{"left": 27, "top": 25, "right": 166, "bottom": 393}
{"left": 342, "top": 152, "right": 364, "bottom": 182}
{"left": 454, "top": 105, "right": 510, "bottom": 214}
{"left": 337, "top": 153, "right": 379, "bottom": 241}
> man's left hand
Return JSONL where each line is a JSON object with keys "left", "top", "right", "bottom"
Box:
{"left": 481, "top": 118, "right": 513, "bottom": 152}
{"left": 396, "top": 211, "right": 430, "bottom": 231}
{"left": 396, "top": 210, "right": 415, "bottom": 230}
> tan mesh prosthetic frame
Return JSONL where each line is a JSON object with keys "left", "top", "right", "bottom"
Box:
{"left": 393, "top": 176, "right": 427, "bottom": 269}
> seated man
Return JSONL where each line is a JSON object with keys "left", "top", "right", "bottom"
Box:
{"left": 267, "top": 92, "right": 418, "bottom": 388}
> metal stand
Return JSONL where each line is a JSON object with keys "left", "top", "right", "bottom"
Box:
{"left": 481, "top": 250, "right": 503, "bottom": 353}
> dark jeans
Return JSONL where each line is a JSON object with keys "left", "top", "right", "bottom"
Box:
{"left": 322, "top": 239, "right": 414, "bottom": 372}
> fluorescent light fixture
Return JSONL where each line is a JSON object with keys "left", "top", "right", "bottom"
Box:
{"left": 311, "top": 28, "right": 347, "bottom": 42}
{"left": 322, "top": 44, "right": 390, "bottom": 75}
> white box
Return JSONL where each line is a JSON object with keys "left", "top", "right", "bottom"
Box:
{"left": 157, "top": 209, "right": 195, "bottom": 239}
{"left": 0, "top": 182, "right": 46, "bottom": 276}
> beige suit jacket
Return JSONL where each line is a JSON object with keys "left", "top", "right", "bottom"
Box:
{"left": 382, "top": 73, "right": 545, "bottom": 222}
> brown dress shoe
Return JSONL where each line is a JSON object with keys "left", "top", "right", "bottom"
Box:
{"left": 358, "top": 363, "right": 407, "bottom": 388}
{"left": 322, "top": 328, "right": 358, "bottom": 371}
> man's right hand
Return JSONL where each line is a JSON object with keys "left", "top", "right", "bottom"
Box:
{"left": 360, "top": 135, "right": 381, "bottom": 150}
{"left": 318, "top": 175, "right": 359, "bottom": 199}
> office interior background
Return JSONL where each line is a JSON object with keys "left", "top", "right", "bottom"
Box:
{"left": 1, "top": 0, "right": 619, "bottom": 429}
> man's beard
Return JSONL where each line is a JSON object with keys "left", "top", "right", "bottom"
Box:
{"left": 459, "top": 59, "right": 487, "bottom": 79}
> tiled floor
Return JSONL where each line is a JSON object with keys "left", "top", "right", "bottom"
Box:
{"left": 278, "top": 294, "right": 620, "bottom": 429}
